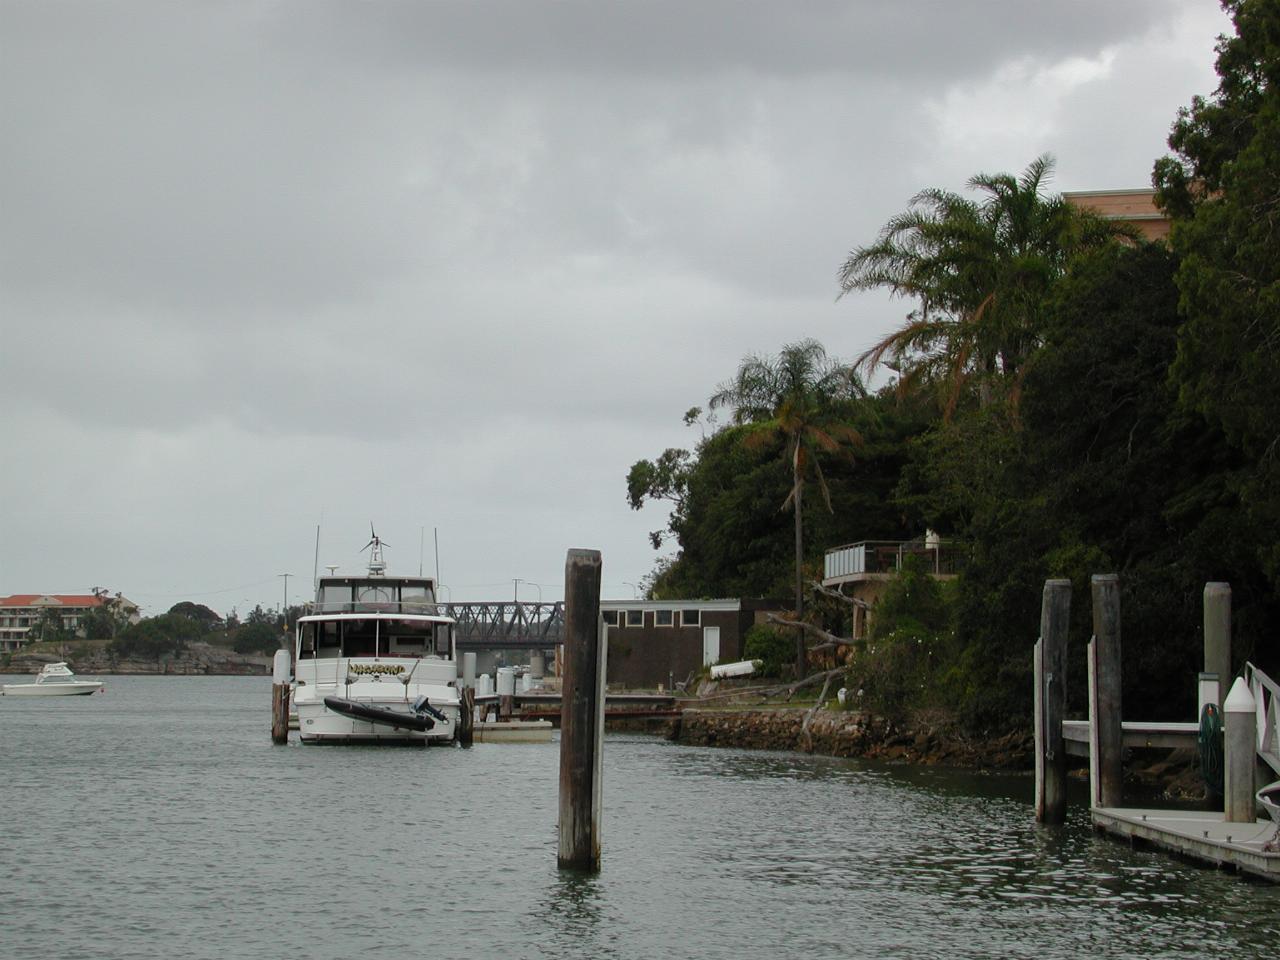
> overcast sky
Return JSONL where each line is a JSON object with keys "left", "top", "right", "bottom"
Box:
{"left": 0, "top": 1, "right": 1229, "bottom": 616}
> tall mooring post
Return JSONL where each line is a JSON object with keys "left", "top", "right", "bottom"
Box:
{"left": 1224, "top": 676, "right": 1258, "bottom": 823}
{"left": 1203, "top": 582, "right": 1232, "bottom": 707}
{"left": 458, "top": 651, "right": 476, "bottom": 748}
{"left": 271, "top": 648, "right": 291, "bottom": 745}
{"left": 1089, "top": 574, "right": 1123, "bottom": 809}
{"left": 1034, "top": 579, "right": 1071, "bottom": 824}
{"left": 558, "top": 548, "right": 605, "bottom": 871}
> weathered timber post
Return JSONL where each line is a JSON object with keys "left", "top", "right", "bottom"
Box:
{"left": 1090, "top": 574, "right": 1123, "bottom": 809}
{"left": 1203, "top": 582, "right": 1232, "bottom": 707}
{"left": 271, "top": 648, "right": 291, "bottom": 745}
{"left": 558, "top": 548, "right": 605, "bottom": 871}
{"left": 1035, "top": 579, "right": 1071, "bottom": 824}
{"left": 458, "top": 686, "right": 475, "bottom": 747}
{"left": 1224, "top": 676, "right": 1258, "bottom": 823}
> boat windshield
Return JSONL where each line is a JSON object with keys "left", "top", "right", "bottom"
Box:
{"left": 298, "top": 618, "right": 450, "bottom": 659}
{"left": 314, "top": 578, "right": 437, "bottom": 614}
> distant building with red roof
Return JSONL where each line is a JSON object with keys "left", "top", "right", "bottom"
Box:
{"left": 0, "top": 593, "right": 140, "bottom": 652}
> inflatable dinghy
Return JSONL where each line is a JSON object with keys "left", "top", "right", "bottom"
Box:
{"left": 323, "top": 696, "right": 435, "bottom": 732}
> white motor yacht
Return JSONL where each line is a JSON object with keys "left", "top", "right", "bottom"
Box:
{"left": 292, "top": 532, "right": 460, "bottom": 744}
{"left": 1, "top": 662, "right": 104, "bottom": 696}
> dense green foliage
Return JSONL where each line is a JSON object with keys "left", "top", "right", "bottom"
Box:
{"left": 742, "top": 625, "right": 793, "bottom": 678}
{"left": 111, "top": 613, "right": 202, "bottom": 662}
{"left": 839, "top": 155, "right": 1130, "bottom": 413}
{"left": 843, "top": 555, "right": 954, "bottom": 720}
{"left": 1154, "top": 0, "right": 1280, "bottom": 588}
{"left": 168, "top": 601, "right": 223, "bottom": 629}
{"left": 626, "top": 3, "right": 1279, "bottom": 732}
{"left": 232, "top": 621, "right": 284, "bottom": 655}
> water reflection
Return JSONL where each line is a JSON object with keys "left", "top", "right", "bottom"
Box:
{"left": 4, "top": 683, "right": 1277, "bottom": 960}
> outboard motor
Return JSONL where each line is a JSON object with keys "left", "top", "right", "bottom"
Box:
{"left": 412, "top": 695, "right": 447, "bottom": 723}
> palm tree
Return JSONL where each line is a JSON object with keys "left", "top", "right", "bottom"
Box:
{"left": 838, "top": 155, "right": 1128, "bottom": 415}
{"left": 709, "top": 339, "right": 864, "bottom": 676}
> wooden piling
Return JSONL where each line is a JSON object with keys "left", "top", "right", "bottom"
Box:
{"left": 1090, "top": 574, "right": 1123, "bottom": 808}
{"left": 1203, "top": 582, "right": 1232, "bottom": 703}
{"left": 1035, "top": 579, "right": 1071, "bottom": 824}
{"left": 458, "top": 686, "right": 475, "bottom": 748}
{"left": 558, "top": 548, "right": 605, "bottom": 871}
{"left": 1224, "top": 677, "right": 1257, "bottom": 823}
{"left": 271, "top": 648, "right": 291, "bottom": 745}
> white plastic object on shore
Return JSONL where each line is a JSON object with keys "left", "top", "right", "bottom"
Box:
{"left": 709, "top": 660, "right": 760, "bottom": 679}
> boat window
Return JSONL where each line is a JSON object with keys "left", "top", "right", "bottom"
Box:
{"left": 299, "top": 623, "right": 318, "bottom": 658}
{"left": 320, "top": 584, "right": 352, "bottom": 609}
{"left": 434, "top": 624, "right": 451, "bottom": 656}
{"left": 401, "top": 584, "right": 434, "bottom": 605}
{"left": 386, "top": 619, "right": 433, "bottom": 655}
{"left": 355, "top": 582, "right": 396, "bottom": 611}
{"left": 341, "top": 619, "right": 379, "bottom": 657}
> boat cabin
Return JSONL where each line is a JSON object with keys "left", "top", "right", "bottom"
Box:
{"left": 313, "top": 575, "right": 437, "bottom": 612}
{"left": 297, "top": 614, "right": 453, "bottom": 660}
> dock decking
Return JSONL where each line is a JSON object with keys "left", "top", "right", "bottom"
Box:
{"left": 1092, "top": 806, "right": 1280, "bottom": 882}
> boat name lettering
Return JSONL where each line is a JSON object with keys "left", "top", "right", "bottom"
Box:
{"left": 350, "top": 663, "right": 405, "bottom": 676}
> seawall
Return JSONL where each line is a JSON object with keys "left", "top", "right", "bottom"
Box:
{"left": 676, "top": 707, "right": 1033, "bottom": 770}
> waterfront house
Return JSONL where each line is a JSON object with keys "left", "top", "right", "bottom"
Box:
{"left": 0, "top": 593, "right": 140, "bottom": 652}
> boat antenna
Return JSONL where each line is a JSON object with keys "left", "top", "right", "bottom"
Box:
{"left": 313, "top": 523, "right": 321, "bottom": 591}
{"left": 419, "top": 526, "right": 424, "bottom": 577}
{"left": 361, "top": 524, "right": 388, "bottom": 576}
{"left": 434, "top": 527, "right": 440, "bottom": 588}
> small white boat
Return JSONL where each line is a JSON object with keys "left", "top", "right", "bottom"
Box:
{"left": 1, "top": 662, "right": 104, "bottom": 696}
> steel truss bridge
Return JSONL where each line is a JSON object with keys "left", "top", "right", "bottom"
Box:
{"left": 442, "top": 601, "right": 565, "bottom": 650}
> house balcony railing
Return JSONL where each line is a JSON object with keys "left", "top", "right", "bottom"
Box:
{"left": 823, "top": 539, "right": 964, "bottom": 582}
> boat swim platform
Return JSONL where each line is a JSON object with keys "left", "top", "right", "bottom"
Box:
{"left": 1091, "top": 806, "right": 1280, "bottom": 882}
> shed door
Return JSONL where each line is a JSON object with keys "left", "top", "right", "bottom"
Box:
{"left": 702, "top": 626, "right": 720, "bottom": 667}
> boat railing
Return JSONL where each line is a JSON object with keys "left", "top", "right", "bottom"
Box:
{"left": 306, "top": 600, "right": 447, "bottom": 617}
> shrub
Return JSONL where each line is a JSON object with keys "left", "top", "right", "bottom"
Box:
{"left": 233, "top": 622, "right": 283, "bottom": 655}
{"left": 743, "top": 624, "right": 791, "bottom": 678}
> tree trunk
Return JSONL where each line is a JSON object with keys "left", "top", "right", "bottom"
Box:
{"left": 793, "top": 457, "right": 806, "bottom": 679}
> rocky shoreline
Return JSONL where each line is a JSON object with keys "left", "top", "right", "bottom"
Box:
{"left": 669, "top": 705, "right": 1206, "bottom": 801}
{"left": 674, "top": 706, "right": 1033, "bottom": 769}
{"left": 4, "top": 643, "right": 272, "bottom": 676}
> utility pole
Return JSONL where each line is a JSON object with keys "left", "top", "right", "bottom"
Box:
{"left": 278, "top": 573, "right": 292, "bottom": 621}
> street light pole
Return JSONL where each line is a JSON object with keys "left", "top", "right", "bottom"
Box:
{"left": 279, "top": 573, "right": 292, "bottom": 618}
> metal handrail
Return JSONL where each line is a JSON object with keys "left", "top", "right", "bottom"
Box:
{"left": 1245, "top": 661, "right": 1279, "bottom": 774}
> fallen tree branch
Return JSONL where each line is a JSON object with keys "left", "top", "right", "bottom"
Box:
{"left": 755, "top": 667, "right": 845, "bottom": 702}
{"left": 810, "top": 579, "right": 869, "bottom": 609}
{"left": 766, "top": 613, "right": 857, "bottom": 649}
{"left": 801, "top": 673, "right": 836, "bottom": 743}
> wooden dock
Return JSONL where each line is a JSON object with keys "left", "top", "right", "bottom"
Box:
{"left": 1033, "top": 578, "right": 1280, "bottom": 883}
{"left": 1092, "top": 807, "right": 1279, "bottom": 882}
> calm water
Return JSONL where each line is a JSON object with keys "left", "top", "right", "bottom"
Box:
{"left": 1, "top": 676, "right": 1276, "bottom": 960}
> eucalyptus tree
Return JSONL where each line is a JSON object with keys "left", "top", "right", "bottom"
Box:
{"left": 709, "top": 339, "right": 864, "bottom": 676}
{"left": 838, "top": 155, "right": 1127, "bottom": 414}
